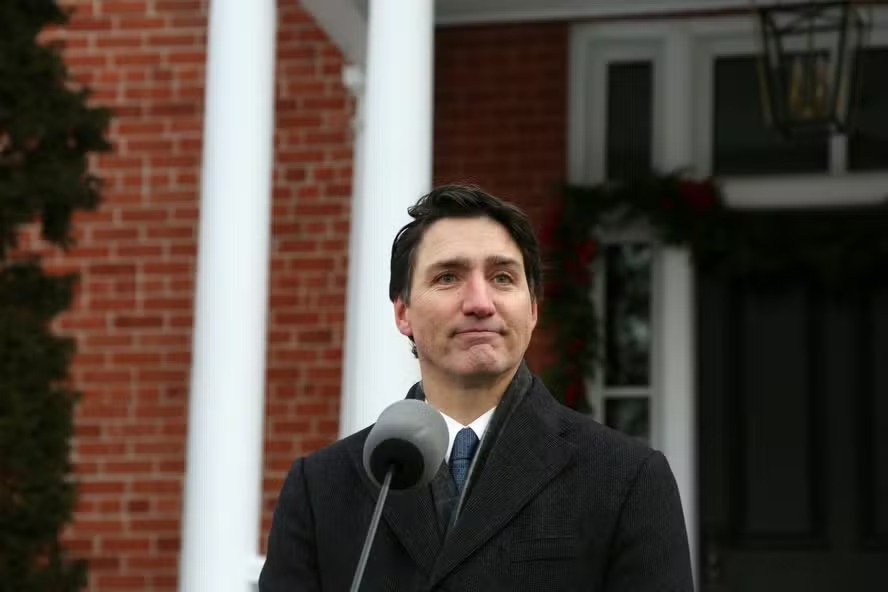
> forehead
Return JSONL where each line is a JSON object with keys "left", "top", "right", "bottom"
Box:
{"left": 414, "top": 216, "right": 524, "bottom": 269}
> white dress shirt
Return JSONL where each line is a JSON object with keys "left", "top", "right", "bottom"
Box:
{"left": 435, "top": 406, "right": 496, "bottom": 463}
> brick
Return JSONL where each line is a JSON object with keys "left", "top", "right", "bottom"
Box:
{"left": 87, "top": 556, "right": 122, "bottom": 571}
{"left": 94, "top": 35, "right": 143, "bottom": 49}
{"left": 64, "top": 537, "right": 96, "bottom": 554}
{"left": 131, "top": 518, "right": 179, "bottom": 532}
{"left": 100, "top": 1, "right": 150, "bottom": 15}
{"left": 78, "top": 481, "right": 128, "bottom": 495}
{"left": 118, "top": 206, "right": 170, "bottom": 222}
{"left": 100, "top": 537, "right": 152, "bottom": 553}
{"left": 137, "top": 332, "right": 191, "bottom": 347}
{"left": 72, "top": 519, "right": 124, "bottom": 534}
{"left": 90, "top": 227, "right": 142, "bottom": 241}
{"left": 128, "top": 555, "right": 179, "bottom": 569}
{"left": 88, "top": 262, "right": 137, "bottom": 276}
{"left": 81, "top": 404, "right": 130, "bottom": 419}
{"left": 115, "top": 243, "right": 164, "bottom": 257}
{"left": 157, "top": 536, "right": 180, "bottom": 552}
{"left": 113, "top": 52, "right": 160, "bottom": 66}
{"left": 136, "top": 361, "right": 188, "bottom": 377}
{"left": 83, "top": 333, "right": 134, "bottom": 348}
{"left": 115, "top": 16, "right": 167, "bottom": 31}
{"left": 113, "top": 315, "right": 164, "bottom": 329}
{"left": 145, "top": 225, "right": 195, "bottom": 240}
{"left": 94, "top": 575, "right": 147, "bottom": 588}
{"left": 147, "top": 33, "right": 203, "bottom": 47}
{"left": 105, "top": 461, "right": 153, "bottom": 473}
{"left": 132, "top": 402, "right": 184, "bottom": 417}
{"left": 91, "top": 296, "right": 138, "bottom": 309}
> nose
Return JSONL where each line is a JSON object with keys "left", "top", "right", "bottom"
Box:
{"left": 461, "top": 273, "right": 495, "bottom": 317}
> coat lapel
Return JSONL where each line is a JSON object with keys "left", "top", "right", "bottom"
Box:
{"left": 429, "top": 385, "right": 576, "bottom": 586}
{"left": 346, "top": 437, "right": 443, "bottom": 577}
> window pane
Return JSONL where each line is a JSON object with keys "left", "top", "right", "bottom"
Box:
{"left": 713, "top": 55, "right": 829, "bottom": 175}
{"left": 606, "top": 62, "right": 653, "bottom": 181}
{"left": 849, "top": 48, "right": 888, "bottom": 171}
{"left": 605, "top": 244, "right": 652, "bottom": 386}
{"left": 605, "top": 397, "right": 650, "bottom": 441}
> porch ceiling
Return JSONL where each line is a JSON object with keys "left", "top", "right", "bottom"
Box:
{"left": 353, "top": 0, "right": 750, "bottom": 25}
{"left": 304, "top": 0, "right": 755, "bottom": 66}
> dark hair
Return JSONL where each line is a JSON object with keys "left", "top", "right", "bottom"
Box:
{"left": 389, "top": 184, "right": 543, "bottom": 304}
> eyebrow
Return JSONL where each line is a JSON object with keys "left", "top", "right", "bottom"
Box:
{"left": 426, "top": 255, "right": 523, "bottom": 274}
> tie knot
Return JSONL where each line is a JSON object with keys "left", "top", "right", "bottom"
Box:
{"left": 451, "top": 427, "right": 479, "bottom": 463}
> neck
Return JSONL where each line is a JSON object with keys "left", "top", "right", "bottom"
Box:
{"left": 420, "top": 365, "right": 519, "bottom": 425}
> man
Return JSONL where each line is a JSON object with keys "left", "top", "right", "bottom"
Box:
{"left": 259, "top": 185, "right": 693, "bottom": 591}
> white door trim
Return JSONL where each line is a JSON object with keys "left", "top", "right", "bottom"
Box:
{"left": 569, "top": 20, "right": 700, "bottom": 585}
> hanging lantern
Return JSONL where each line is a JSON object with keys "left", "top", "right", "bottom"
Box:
{"left": 757, "top": 1, "right": 869, "bottom": 136}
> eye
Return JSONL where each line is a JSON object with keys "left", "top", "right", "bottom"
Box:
{"left": 493, "top": 272, "right": 514, "bottom": 285}
{"left": 436, "top": 272, "right": 458, "bottom": 284}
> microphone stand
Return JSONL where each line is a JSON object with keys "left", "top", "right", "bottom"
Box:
{"left": 349, "top": 466, "right": 394, "bottom": 592}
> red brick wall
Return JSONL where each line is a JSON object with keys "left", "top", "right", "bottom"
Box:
{"left": 434, "top": 23, "right": 569, "bottom": 371}
{"left": 41, "top": 1, "right": 352, "bottom": 589}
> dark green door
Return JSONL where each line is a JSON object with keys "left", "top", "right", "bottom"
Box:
{"left": 697, "top": 273, "right": 888, "bottom": 592}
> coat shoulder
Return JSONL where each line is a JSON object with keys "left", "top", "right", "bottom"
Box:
{"left": 530, "top": 376, "right": 658, "bottom": 471}
{"left": 298, "top": 426, "right": 370, "bottom": 479}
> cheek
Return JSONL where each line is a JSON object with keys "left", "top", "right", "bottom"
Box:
{"left": 411, "top": 317, "right": 435, "bottom": 341}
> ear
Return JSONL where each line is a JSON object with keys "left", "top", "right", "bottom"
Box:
{"left": 393, "top": 297, "right": 413, "bottom": 337}
{"left": 529, "top": 299, "right": 539, "bottom": 331}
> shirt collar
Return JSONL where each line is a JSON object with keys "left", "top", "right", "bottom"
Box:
{"left": 434, "top": 406, "right": 496, "bottom": 463}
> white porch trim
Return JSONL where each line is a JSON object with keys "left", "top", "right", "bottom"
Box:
{"left": 435, "top": 0, "right": 748, "bottom": 26}
{"left": 569, "top": 20, "right": 700, "bottom": 584}
{"left": 724, "top": 174, "right": 888, "bottom": 208}
{"left": 656, "top": 249, "right": 698, "bottom": 586}
{"left": 301, "top": 0, "right": 367, "bottom": 65}
{"left": 657, "top": 30, "right": 699, "bottom": 589}
{"left": 179, "top": 1, "right": 277, "bottom": 591}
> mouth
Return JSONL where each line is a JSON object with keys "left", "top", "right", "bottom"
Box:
{"left": 455, "top": 329, "right": 501, "bottom": 337}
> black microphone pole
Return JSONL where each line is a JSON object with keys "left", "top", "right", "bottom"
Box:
{"left": 349, "top": 466, "right": 394, "bottom": 592}
{"left": 351, "top": 399, "right": 447, "bottom": 591}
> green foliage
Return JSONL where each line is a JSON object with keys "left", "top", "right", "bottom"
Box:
{"left": 0, "top": 2, "right": 110, "bottom": 590}
{"left": 0, "top": 264, "right": 84, "bottom": 591}
{"left": 541, "top": 174, "right": 888, "bottom": 410}
{"left": 0, "top": 1, "right": 110, "bottom": 257}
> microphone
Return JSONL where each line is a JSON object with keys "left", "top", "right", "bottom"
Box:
{"left": 350, "top": 400, "right": 448, "bottom": 592}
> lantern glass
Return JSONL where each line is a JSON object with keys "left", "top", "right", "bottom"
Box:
{"left": 757, "top": 1, "right": 867, "bottom": 135}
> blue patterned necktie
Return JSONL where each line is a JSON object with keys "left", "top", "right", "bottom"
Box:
{"left": 449, "top": 427, "right": 480, "bottom": 493}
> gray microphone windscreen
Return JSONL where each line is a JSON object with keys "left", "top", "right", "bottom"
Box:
{"left": 362, "top": 399, "right": 448, "bottom": 490}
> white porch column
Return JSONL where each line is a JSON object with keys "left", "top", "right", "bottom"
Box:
{"left": 339, "top": 0, "right": 434, "bottom": 437}
{"left": 658, "top": 26, "right": 698, "bottom": 586}
{"left": 178, "top": 0, "right": 276, "bottom": 590}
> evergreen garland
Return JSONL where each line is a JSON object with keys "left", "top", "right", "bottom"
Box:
{"left": 0, "top": 2, "right": 110, "bottom": 590}
{"left": 541, "top": 173, "right": 888, "bottom": 410}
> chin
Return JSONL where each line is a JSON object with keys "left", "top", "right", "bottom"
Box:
{"left": 452, "top": 355, "right": 512, "bottom": 378}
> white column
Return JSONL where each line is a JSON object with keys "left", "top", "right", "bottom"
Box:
{"left": 178, "top": 1, "right": 276, "bottom": 591}
{"left": 339, "top": 0, "right": 434, "bottom": 437}
{"left": 657, "top": 26, "right": 698, "bottom": 586}
{"left": 339, "top": 64, "right": 368, "bottom": 438}
{"left": 657, "top": 248, "right": 698, "bottom": 582}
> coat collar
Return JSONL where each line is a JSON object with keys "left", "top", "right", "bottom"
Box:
{"left": 429, "top": 370, "right": 575, "bottom": 585}
{"left": 346, "top": 364, "right": 576, "bottom": 585}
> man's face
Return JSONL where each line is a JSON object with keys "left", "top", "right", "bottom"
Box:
{"left": 394, "top": 216, "right": 538, "bottom": 383}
